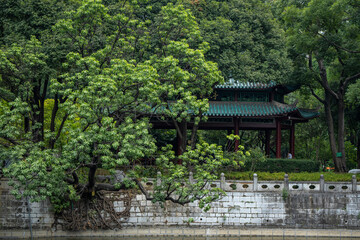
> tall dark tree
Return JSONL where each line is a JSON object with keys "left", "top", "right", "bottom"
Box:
{"left": 134, "top": 0, "right": 292, "bottom": 83}
{"left": 187, "top": 0, "right": 292, "bottom": 82}
{"left": 283, "top": 0, "right": 360, "bottom": 172}
{"left": 346, "top": 80, "right": 360, "bottom": 168}
{"left": 0, "top": 0, "right": 76, "bottom": 45}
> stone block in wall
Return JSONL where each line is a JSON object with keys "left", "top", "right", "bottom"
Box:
{"left": 250, "top": 208, "right": 261, "bottom": 214}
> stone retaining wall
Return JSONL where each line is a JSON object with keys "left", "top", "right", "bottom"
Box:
{"left": 0, "top": 180, "right": 54, "bottom": 230}
{"left": 1, "top": 174, "right": 360, "bottom": 231}
{"left": 121, "top": 191, "right": 360, "bottom": 228}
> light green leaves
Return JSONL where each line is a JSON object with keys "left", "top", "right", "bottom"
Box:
{"left": 2, "top": 0, "right": 229, "bottom": 214}
{"left": 143, "top": 141, "right": 233, "bottom": 210}
{"left": 5, "top": 146, "right": 67, "bottom": 202}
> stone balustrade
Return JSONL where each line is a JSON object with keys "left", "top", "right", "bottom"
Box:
{"left": 141, "top": 173, "right": 358, "bottom": 193}
{"left": 2, "top": 174, "right": 360, "bottom": 232}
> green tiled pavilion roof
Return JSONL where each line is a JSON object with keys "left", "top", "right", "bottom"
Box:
{"left": 150, "top": 101, "right": 319, "bottom": 120}
{"left": 215, "top": 80, "right": 301, "bottom": 94}
{"left": 206, "top": 101, "right": 319, "bottom": 119}
{"left": 216, "top": 80, "right": 277, "bottom": 90}
{"left": 206, "top": 101, "right": 295, "bottom": 117}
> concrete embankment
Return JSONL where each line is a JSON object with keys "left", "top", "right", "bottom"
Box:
{"left": 1, "top": 174, "right": 360, "bottom": 238}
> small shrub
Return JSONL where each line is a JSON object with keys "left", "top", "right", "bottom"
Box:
{"left": 244, "top": 158, "right": 318, "bottom": 172}
{"left": 183, "top": 217, "right": 195, "bottom": 225}
{"left": 244, "top": 147, "right": 266, "bottom": 172}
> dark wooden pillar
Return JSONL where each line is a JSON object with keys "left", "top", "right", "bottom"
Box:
{"left": 234, "top": 117, "right": 239, "bottom": 152}
{"left": 265, "top": 130, "right": 271, "bottom": 157}
{"left": 276, "top": 119, "right": 281, "bottom": 158}
{"left": 290, "top": 123, "right": 295, "bottom": 158}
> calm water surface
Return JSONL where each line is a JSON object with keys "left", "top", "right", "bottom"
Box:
{"left": 36, "top": 237, "right": 359, "bottom": 240}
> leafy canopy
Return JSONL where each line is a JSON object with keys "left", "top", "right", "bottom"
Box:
{"left": 1, "top": 0, "right": 232, "bottom": 214}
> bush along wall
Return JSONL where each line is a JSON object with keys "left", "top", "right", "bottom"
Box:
{"left": 244, "top": 158, "right": 319, "bottom": 173}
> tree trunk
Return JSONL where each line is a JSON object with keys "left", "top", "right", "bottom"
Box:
{"left": 317, "top": 58, "right": 347, "bottom": 172}
{"left": 31, "top": 84, "right": 45, "bottom": 143}
{"left": 50, "top": 94, "right": 59, "bottom": 149}
{"left": 24, "top": 116, "right": 30, "bottom": 133}
{"left": 176, "top": 120, "right": 187, "bottom": 156}
{"left": 337, "top": 95, "right": 347, "bottom": 172}
{"left": 180, "top": 120, "right": 187, "bottom": 154}
{"left": 357, "top": 132, "right": 360, "bottom": 169}
{"left": 190, "top": 123, "right": 199, "bottom": 150}
{"left": 324, "top": 92, "right": 339, "bottom": 171}
{"left": 87, "top": 166, "right": 97, "bottom": 198}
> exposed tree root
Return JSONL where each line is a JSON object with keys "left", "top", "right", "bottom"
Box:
{"left": 54, "top": 190, "right": 133, "bottom": 230}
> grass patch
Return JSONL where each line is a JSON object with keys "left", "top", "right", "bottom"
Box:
{"left": 225, "top": 171, "right": 360, "bottom": 182}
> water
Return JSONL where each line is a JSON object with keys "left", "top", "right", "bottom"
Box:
{"left": 35, "top": 236, "right": 359, "bottom": 240}
{"left": 5, "top": 228, "right": 360, "bottom": 240}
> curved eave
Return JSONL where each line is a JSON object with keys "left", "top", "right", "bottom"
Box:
{"left": 286, "top": 108, "right": 320, "bottom": 121}
{"left": 205, "top": 101, "right": 298, "bottom": 118}
{"left": 149, "top": 101, "right": 320, "bottom": 120}
{"left": 297, "top": 108, "right": 320, "bottom": 119}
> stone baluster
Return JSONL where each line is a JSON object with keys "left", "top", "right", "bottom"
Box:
{"left": 320, "top": 174, "right": 324, "bottom": 192}
{"left": 284, "top": 174, "right": 289, "bottom": 191}
{"left": 352, "top": 175, "right": 357, "bottom": 193}
{"left": 189, "top": 171, "right": 194, "bottom": 184}
{"left": 156, "top": 171, "right": 161, "bottom": 186}
{"left": 220, "top": 173, "right": 225, "bottom": 190}
{"left": 253, "top": 173, "right": 258, "bottom": 191}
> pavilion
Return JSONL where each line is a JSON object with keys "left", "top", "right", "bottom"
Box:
{"left": 150, "top": 80, "right": 319, "bottom": 158}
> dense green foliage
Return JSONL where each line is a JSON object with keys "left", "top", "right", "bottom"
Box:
{"left": 282, "top": 0, "right": 360, "bottom": 171}
{"left": 243, "top": 158, "right": 319, "bottom": 173}
{"left": 0, "top": 0, "right": 232, "bottom": 217}
{"left": 133, "top": 0, "right": 292, "bottom": 82}
{"left": 0, "top": 0, "right": 359, "bottom": 229}
{"left": 225, "top": 171, "right": 360, "bottom": 182}
{"left": 190, "top": 0, "right": 292, "bottom": 82}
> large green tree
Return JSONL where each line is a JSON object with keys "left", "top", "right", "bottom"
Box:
{"left": 189, "top": 0, "right": 292, "bottom": 82}
{"left": 346, "top": 80, "right": 360, "bottom": 168}
{"left": 283, "top": 0, "right": 360, "bottom": 172}
{"left": 0, "top": 0, "right": 77, "bottom": 45}
{"left": 135, "top": 0, "right": 292, "bottom": 82}
{"left": 0, "top": 0, "right": 234, "bottom": 229}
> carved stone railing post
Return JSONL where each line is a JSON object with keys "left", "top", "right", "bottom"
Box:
{"left": 220, "top": 173, "right": 225, "bottom": 190}
{"left": 284, "top": 174, "right": 289, "bottom": 191}
{"left": 253, "top": 173, "right": 258, "bottom": 191}
{"left": 320, "top": 174, "right": 325, "bottom": 192}
{"left": 352, "top": 175, "right": 357, "bottom": 193}
{"left": 189, "top": 171, "right": 194, "bottom": 184}
{"left": 156, "top": 172, "right": 161, "bottom": 186}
